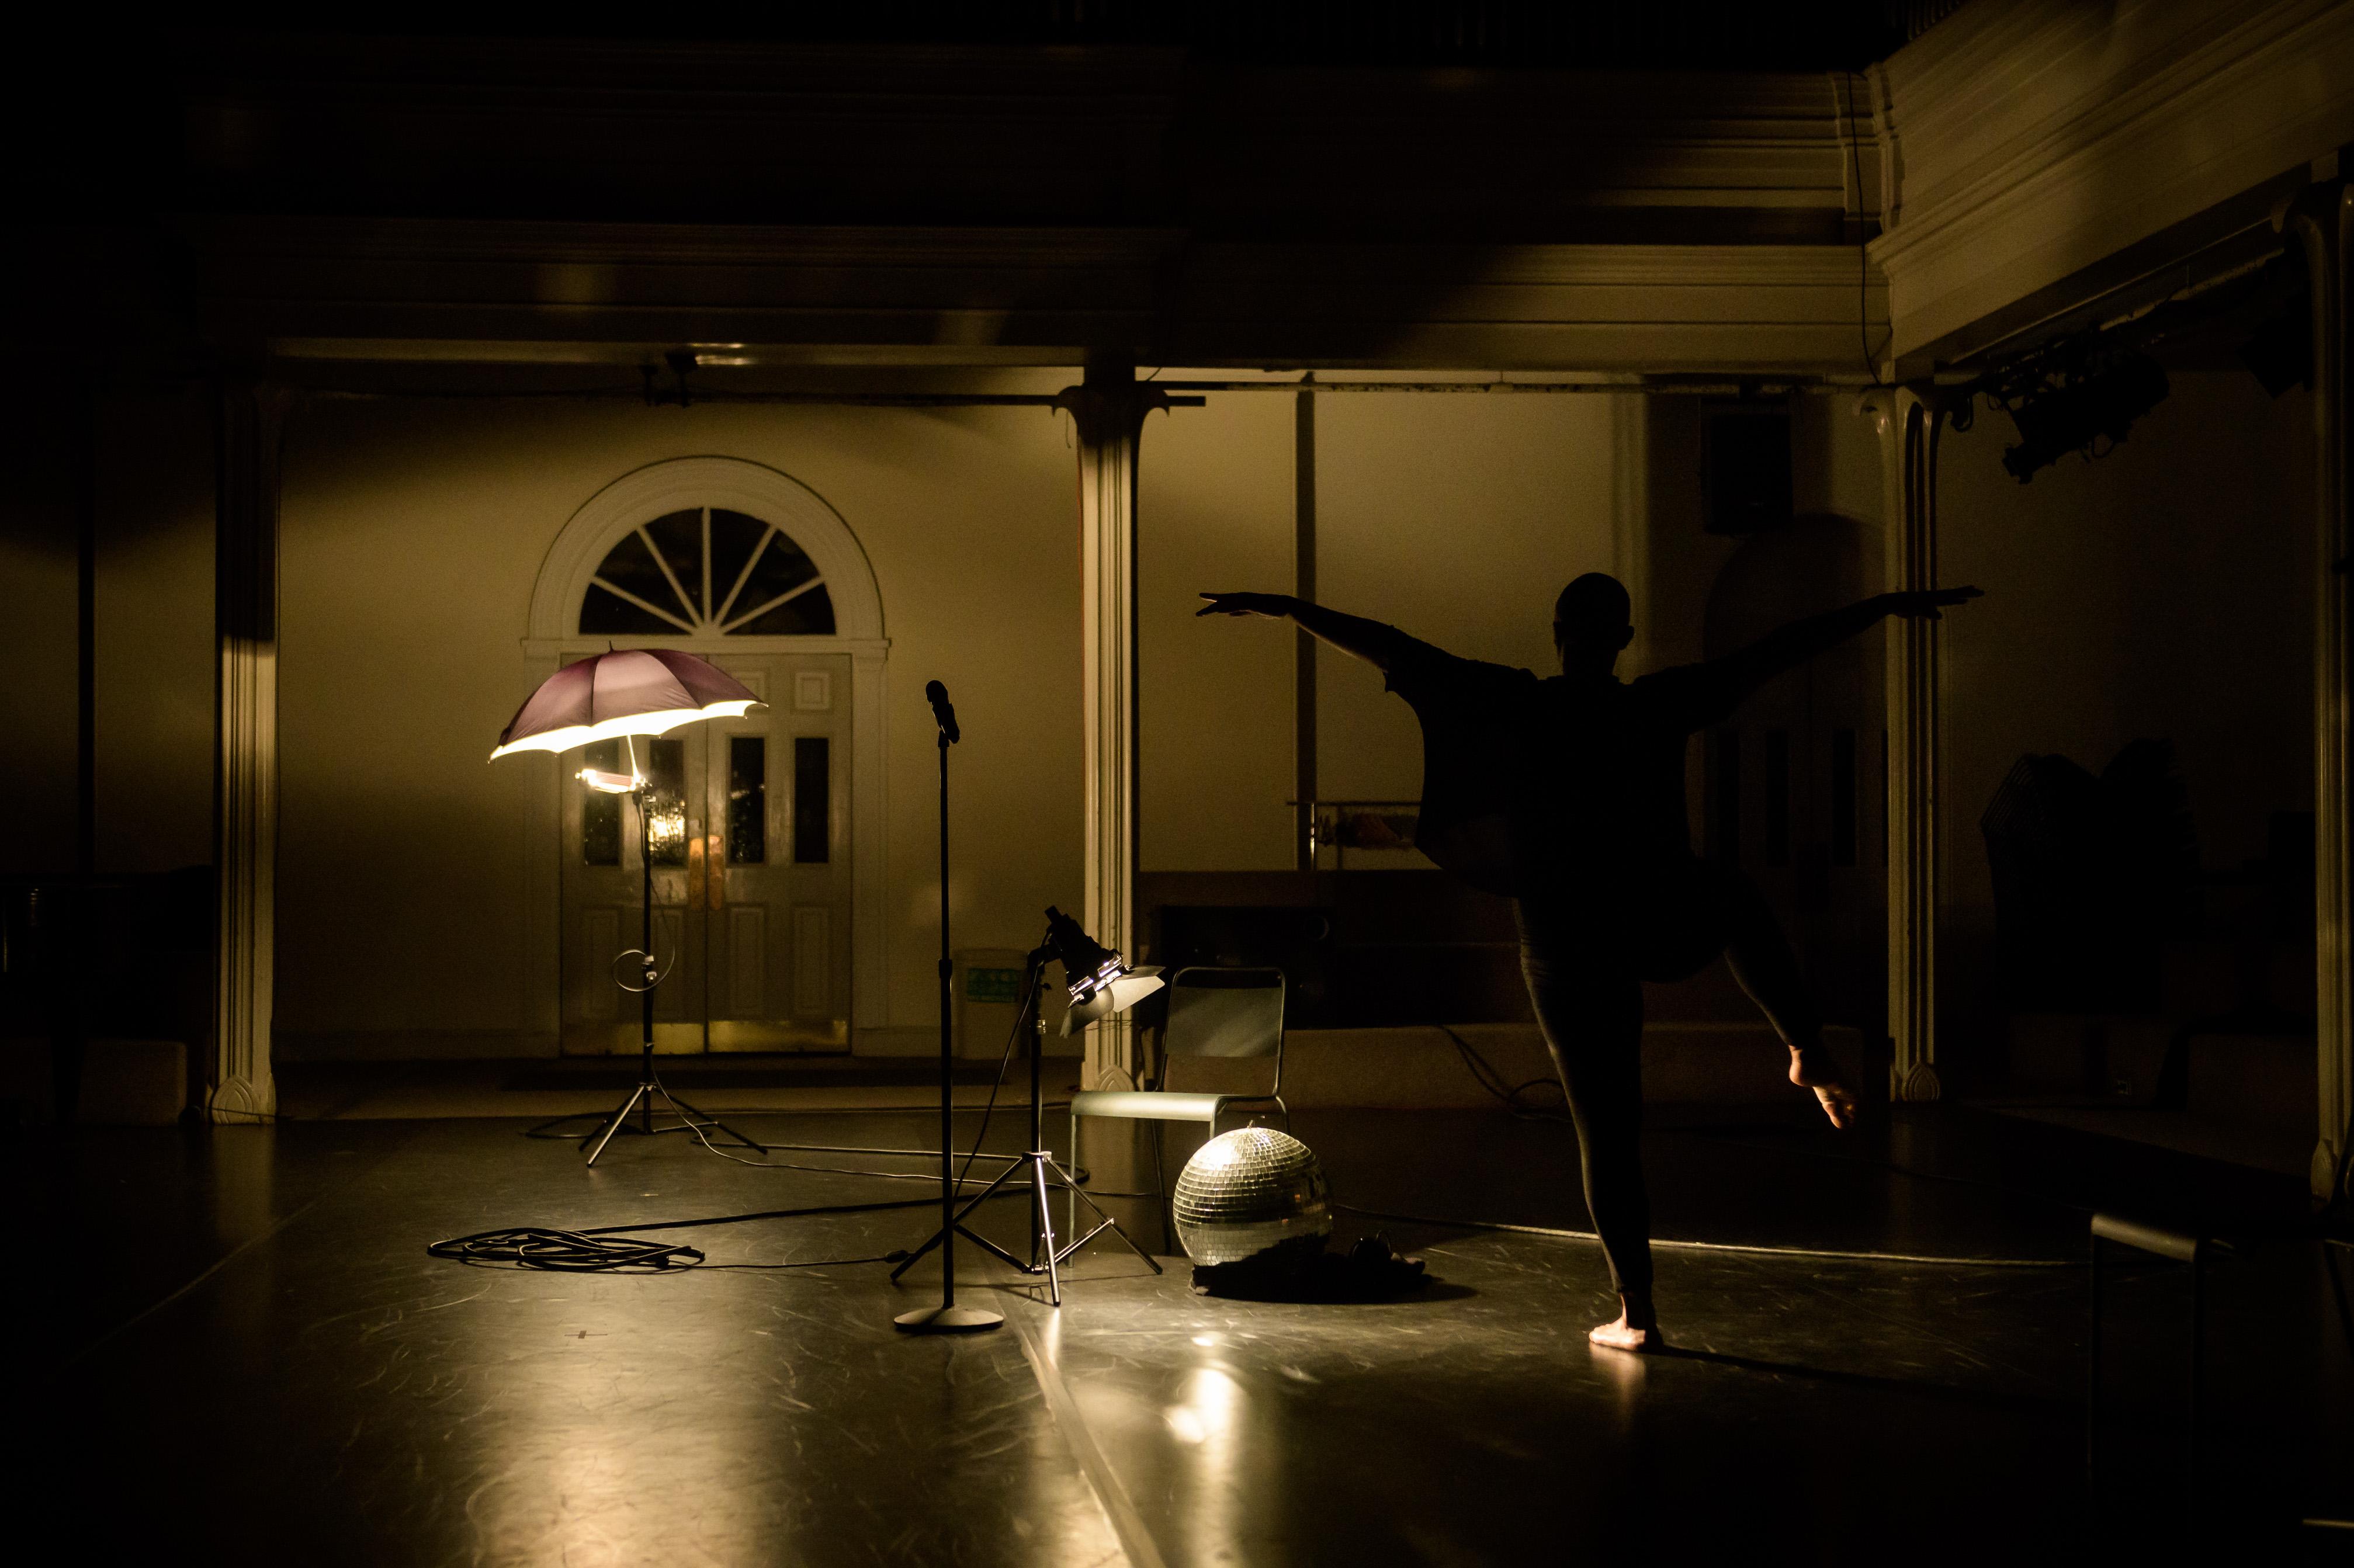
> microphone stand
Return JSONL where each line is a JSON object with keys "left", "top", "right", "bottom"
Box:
{"left": 890, "top": 931, "right": 1163, "bottom": 1306}
{"left": 895, "top": 687, "right": 1004, "bottom": 1333}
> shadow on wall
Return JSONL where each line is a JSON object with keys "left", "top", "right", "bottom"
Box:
{"left": 1700, "top": 512, "right": 1884, "bottom": 1033}
{"left": 1981, "top": 739, "right": 2202, "bottom": 1016}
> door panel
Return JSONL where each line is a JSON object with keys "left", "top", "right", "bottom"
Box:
{"left": 578, "top": 908, "right": 620, "bottom": 1025}
{"left": 792, "top": 906, "right": 831, "bottom": 1018}
{"left": 726, "top": 905, "right": 767, "bottom": 1017}
{"left": 704, "top": 654, "right": 852, "bottom": 1051}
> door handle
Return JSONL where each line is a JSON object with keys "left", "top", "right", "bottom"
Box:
{"left": 705, "top": 832, "right": 724, "bottom": 909}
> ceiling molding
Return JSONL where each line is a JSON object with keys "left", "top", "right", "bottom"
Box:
{"left": 179, "top": 220, "right": 1885, "bottom": 374}
{"left": 1869, "top": 0, "right": 2354, "bottom": 363}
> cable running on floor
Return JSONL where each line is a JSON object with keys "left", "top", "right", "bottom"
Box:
{"left": 432, "top": 983, "right": 1063, "bottom": 1272}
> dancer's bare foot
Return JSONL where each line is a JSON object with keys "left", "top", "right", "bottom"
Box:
{"left": 1589, "top": 1299, "right": 1665, "bottom": 1352}
{"left": 1789, "top": 1047, "right": 1856, "bottom": 1129}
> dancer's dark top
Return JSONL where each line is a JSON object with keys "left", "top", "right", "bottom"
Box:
{"left": 1374, "top": 603, "right": 1885, "bottom": 900}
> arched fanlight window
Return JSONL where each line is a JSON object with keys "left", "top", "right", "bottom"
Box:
{"left": 579, "top": 508, "right": 837, "bottom": 637}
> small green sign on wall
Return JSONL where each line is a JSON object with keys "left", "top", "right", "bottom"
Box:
{"left": 965, "top": 967, "right": 1021, "bottom": 1004}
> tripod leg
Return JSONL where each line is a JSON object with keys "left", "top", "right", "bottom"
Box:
{"left": 889, "top": 1216, "right": 950, "bottom": 1282}
{"left": 1047, "top": 1157, "right": 1164, "bottom": 1275}
{"left": 892, "top": 1156, "right": 1027, "bottom": 1281}
{"left": 583, "top": 1083, "right": 650, "bottom": 1166}
{"left": 945, "top": 1156, "right": 1035, "bottom": 1271}
{"left": 660, "top": 1088, "right": 764, "bottom": 1152}
{"left": 1030, "top": 1154, "right": 1062, "bottom": 1306}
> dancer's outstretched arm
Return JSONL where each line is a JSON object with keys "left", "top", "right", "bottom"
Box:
{"left": 1196, "top": 592, "right": 1440, "bottom": 674}
{"left": 1696, "top": 586, "right": 1981, "bottom": 712}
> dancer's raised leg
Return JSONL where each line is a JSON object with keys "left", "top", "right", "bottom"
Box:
{"left": 1716, "top": 870, "right": 1855, "bottom": 1128}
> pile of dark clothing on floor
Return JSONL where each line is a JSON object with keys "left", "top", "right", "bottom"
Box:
{"left": 1190, "top": 1234, "right": 1429, "bottom": 1302}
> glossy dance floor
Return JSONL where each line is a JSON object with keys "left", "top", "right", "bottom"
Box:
{"left": 18, "top": 1100, "right": 2353, "bottom": 1564}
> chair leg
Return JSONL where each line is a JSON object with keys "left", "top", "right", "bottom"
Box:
{"left": 1152, "top": 1121, "right": 1172, "bottom": 1255}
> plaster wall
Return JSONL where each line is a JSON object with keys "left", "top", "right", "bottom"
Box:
{"left": 0, "top": 391, "right": 81, "bottom": 874}
{"left": 262, "top": 384, "right": 1082, "bottom": 1052}
{"left": 1138, "top": 393, "right": 1298, "bottom": 871}
{"left": 1932, "top": 370, "right": 2314, "bottom": 1058}
{"left": 1312, "top": 394, "right": 1622, "bottom": 803}
{"left": 54, "top": 370, "right": 2313, "bottom": 1066}
{"left": 1140, "top": 390, "right": 1626, "bottom": 872}
{"left": 57, "top": 381, "right": 1651, "bottom": 1057}
{"left": 93, "top": 394, "right": 215, "bottom": 877}
{"left": 1937, "top": 371, "right": 2314, "bottom": 897}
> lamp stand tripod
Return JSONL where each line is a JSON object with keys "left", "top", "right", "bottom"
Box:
{"left": 890, "top": 935, "right": 1163, "bottom": 1306}
{"left": 582, "top": 768, "right": 762, "bottom": 1167}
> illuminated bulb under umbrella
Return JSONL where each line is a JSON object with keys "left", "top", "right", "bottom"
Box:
{"left": 490, "top": 648, "right": 763, "bottom": 761}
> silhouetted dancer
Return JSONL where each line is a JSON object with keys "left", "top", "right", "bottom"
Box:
{"left": 1199, "top": 573, "right": 1981, "bottom": 1350}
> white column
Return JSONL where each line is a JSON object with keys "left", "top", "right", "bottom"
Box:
{"left": 2290, "top": 178, "right": 2353, "bottom": 1205}
{"left": 1858, "top": 384, "right": 1954, "bottom": 1102}
{"left": 1060, "top": 363, "right": 1168, "bottom": 1091}
{"left": 209, "top": 381, "right": 290, "bottom": 1122}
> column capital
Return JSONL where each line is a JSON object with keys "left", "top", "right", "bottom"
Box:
{"left": 1053, "top": 361, "right": 1184, "bottom": 447}
{"left": 1059, "top": 383, "right": 1186, "bottom": 445}
{"left": 2279, "top": 172, "right": 2350, "bottom": 240}
{"left": 1853, "top": 380, "right": 1972, "bottom": 435}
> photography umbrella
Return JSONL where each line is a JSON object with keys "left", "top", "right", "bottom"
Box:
{"left": 492, "top": 649, "right": 765, "bottom": 1163}
{"left": 491, "top": 648, "right": 762, "bottom": 759}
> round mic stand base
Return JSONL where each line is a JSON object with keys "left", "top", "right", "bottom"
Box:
{"left": 893, "top": 1302, "right": 1006, "bottom": 1333}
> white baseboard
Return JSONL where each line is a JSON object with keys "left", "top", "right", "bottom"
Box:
{"left": 275, "top": 1031, "right": 561, "bottom": 1061}
{"left": 856, "top": 1025, "right": 1084, "bottom": 1059}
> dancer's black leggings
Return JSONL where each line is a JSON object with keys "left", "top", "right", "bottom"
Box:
{"left": 1515, "top": 865, "right": 1822, "bottom": 1304}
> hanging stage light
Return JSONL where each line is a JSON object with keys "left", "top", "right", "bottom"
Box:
{"left": 1984, "top": 344, "right": 2171, "bottom": 484}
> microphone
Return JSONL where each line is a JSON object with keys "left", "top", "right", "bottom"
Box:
{"left": 924, "top": 680, "right": 961, "bottom": 744}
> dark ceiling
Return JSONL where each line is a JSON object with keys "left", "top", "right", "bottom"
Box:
{"left": 33, "top": 2, "right": 1947, "bottom": 70}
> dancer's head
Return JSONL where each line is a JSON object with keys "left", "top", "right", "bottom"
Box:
{"left": 1554, "top": 573, "right": 1634, "bottom": 677}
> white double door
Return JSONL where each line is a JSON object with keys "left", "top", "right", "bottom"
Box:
{"left": 560, "top": 653, "right": 850, "bottom": 1054}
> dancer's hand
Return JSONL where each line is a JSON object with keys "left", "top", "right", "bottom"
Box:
{"left": 1197, "top": 591, "right": 1296, "bottom": 619}
{"left": 1884, "top": 585, "right": 1982, "bottom": 619}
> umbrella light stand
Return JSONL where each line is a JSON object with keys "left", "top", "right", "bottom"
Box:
{"left": 488, "top": 651, "right": 772, "bottom": 1166}
{"left": 580, "top": 745, "right": 764, "bottom": 1167}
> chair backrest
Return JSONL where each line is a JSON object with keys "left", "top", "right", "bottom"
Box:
{"left": 1159, "top": 966, "right": 1285, "bottom": 1097}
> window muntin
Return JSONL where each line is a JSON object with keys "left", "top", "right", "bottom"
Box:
{"left": 582, "top": 740, "right": 623, "bottom": 865}
{"left": 579, "top": 507, "right": 837, "bottom": 637}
